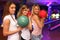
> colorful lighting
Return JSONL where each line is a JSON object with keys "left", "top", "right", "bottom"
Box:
{"left": 51, "top": 14, "right": 56, "bottom": 19}
{"left": 55, "top": 14, "right": 59, "bottom": 19}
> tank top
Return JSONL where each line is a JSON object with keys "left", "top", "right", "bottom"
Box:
{"left": 32, "top": 19, "right": 42, "bottom": 36}
{"left": 3, "top": 15, "right": 19, "bottom": 40}
{"left": 21, "top": 28, "right": 30, "bottom": 40}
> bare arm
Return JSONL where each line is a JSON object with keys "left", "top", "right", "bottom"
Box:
{"left": 27, "top": 16, "right": 32, "bottom": 30}
{"left": 40, "top": 18, "right": 45, "bottom": 28}
{"left": 33, "top": 15, "right": 44, "bottom": 29}
{"left": 3, "top": 19, "right": 21, "bottom": 36}
{"left": 27, "top": 19, "right": 32, "bottom": 30}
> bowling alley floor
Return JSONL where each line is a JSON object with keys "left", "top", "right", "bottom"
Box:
{"left": 0, "top": 25, "right": 60, "bottom": 40}
{"left": 42, "top": 25, "right": 60, "bottom": 40}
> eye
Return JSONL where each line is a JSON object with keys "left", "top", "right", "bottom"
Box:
{"left": 11, "top": 7, "right": 15, "bottom": 9}
{"left": 24, "top": 10, "right": 27, "bottom": 11}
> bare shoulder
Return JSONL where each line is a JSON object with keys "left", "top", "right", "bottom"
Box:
{"left": 3, "top": 19, "right": 10, "bottom": 26}
{"left": 32, "top": 15, "right": 39, "bottom": 20}
{"left": 32, "top": 15, "right": 37, "bottom": 17}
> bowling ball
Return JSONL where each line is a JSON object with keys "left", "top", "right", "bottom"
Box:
{"left": 17, "top": 15, "right": 29, "bottom": 28}
{"left": 27, "top": 11, "right": 31, "bottom": 17}
{"left": 39, "top": 10, "right": 47, "bottom": 18}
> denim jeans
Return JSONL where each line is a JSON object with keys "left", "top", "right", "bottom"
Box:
{"left": 31, "top": 34, "right": 42, "bottom": 40}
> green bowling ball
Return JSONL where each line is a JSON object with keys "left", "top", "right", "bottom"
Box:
{"left": 17, "top": 16, "right": 29, "bottom": 28}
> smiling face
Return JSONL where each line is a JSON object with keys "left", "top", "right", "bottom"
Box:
{"left": 22, "top": 8, "right": 28, "bottom": 16}
{"left": 9, "top": 3, "right": 16, "bottom": 15}
{"left": 33, "top": 6, "right": 40, "bottom": 15}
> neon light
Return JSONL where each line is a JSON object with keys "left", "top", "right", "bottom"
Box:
{"left": 50, "top": 24, "right": 60, "bottom": 30}
{"left": 44, "top": 19, "right": 59, "bottom": 24}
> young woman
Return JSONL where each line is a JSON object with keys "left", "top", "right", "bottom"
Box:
{"left": 31, "top": 4, "right": 45, "bottom": 40}
{"left": 2, "top": 1, "right": 22, "bottom": 40}
{"left": 17, "top": 5, "right": 32, "bottom": 40}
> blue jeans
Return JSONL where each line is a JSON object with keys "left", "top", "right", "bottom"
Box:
{"left": 31, "top": 34, "right": 42, "bottom": 40}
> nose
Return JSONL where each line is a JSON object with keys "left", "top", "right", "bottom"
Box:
{"left": 13, "top": 8, "right": 16, "bottom": 11}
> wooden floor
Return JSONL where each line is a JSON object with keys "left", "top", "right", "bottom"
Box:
{"left": 0, "top": 25, "right": 7, "bottom": 40}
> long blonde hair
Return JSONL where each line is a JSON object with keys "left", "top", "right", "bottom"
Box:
{"left": 31, "top": 4, "right": 40, "bottom": 15}
{"left": 17, "top": 5, "right": 28, "bottom": 18}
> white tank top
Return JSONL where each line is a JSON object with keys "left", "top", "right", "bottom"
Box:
{"left": 3, "top": 15, "right": 19, "bottom": 40}
{"left": 21, "top": 28, "right": 30, "bottom": 40}
{"left": 32, "top": 19, "right": 42, "bottom": 36}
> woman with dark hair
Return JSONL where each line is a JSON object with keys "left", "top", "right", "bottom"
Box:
{"left": 2, "top": 1, "right": 22, "bottom": 40}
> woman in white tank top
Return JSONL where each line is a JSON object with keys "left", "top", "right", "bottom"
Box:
{"left": 17, "top": 5, "right": 32, "bottom": 40}
{"left": 2, "top": 1, "right": 22, "bottom": 40}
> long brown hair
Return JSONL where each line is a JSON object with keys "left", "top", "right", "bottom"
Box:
{"left": 2, "top": 1, "right": 15, "bottom": 19}
{"left": 17, "top": 5, "right": 28, "bottom": 18}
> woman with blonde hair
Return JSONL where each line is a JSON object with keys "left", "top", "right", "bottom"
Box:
{"left": 31, "top": 4, "right": 44, "bottom": 40}
{"left": 17, "top": 5, "right": 32, "bottom": 40}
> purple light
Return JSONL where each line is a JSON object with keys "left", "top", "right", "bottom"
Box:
{"left": 49, "top": 6, "right": 51, "bottom": 8}
{"left": 50, "top": 24, "right": 60, "bottom": 30}
{"left": 47, "top": 2, "right": 52, "bottom": 6}
{"left": 27, "top": 0, "right": 60, "bottom": 4}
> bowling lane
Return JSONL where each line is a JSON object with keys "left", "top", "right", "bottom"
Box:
{"left": 42, "top": 19, "right": 60, "bottom": 40}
